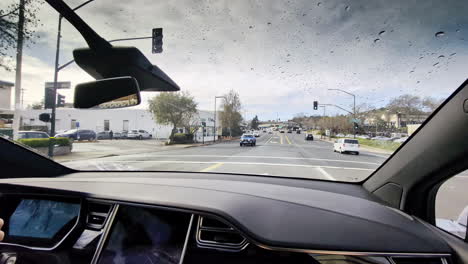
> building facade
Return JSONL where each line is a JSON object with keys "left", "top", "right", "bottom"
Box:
{"left": 18, "top": 108, "right": 221, "bottom": 141}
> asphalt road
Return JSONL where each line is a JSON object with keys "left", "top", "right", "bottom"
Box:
{"left": 61, "top": 132, "right": 468, "bottom": 224}
{"left": 63, "top": 132, "right": 389, "bottom": 182}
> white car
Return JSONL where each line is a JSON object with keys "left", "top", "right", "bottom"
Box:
{"left": 253, "top": 131, "right": 260, "bottom": 137}
{"left": 334, "top": 138, "right": 360, "bottom": 155}
{"left": 127, "top": 129, "right": 152, "bottom": 139}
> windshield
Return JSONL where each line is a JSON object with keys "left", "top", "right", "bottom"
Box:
{"left": 1, "top": 0, "right": 466, "bottom": 182}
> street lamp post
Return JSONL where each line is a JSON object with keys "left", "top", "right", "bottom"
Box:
{"left": 213, "top": 96, "right": 225, "bottom": 142}
{"left": 328, "top": 89, "right": 356, "bottom": 138}
{"left": 48, "top": 0, "right": 95, "bottom": 157}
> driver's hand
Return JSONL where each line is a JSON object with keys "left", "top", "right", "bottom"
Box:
{"left": 0, "top": 218, "right": 4, "bottom": 241}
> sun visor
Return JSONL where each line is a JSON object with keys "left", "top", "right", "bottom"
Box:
{"left": 73, "top": 46, "right": 180, "bottom": 92}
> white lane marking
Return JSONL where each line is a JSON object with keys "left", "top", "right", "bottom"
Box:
{"left": 316, "top": 167, "right": 336, "bottom": 181}
{"left": 361, "top": 152, "right": 389, "bottom": 159}
{"left": 114, "top": 154, "right": 381, "bottom": 165}
{"left": 84, "top": 160, "right": 374, "bottom": 171}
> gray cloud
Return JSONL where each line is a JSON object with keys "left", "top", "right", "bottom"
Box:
{"left": 1, "top": 0, "right": 468, "bottom": 119}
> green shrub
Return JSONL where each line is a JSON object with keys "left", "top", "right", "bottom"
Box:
{"left": 172, "top": 133, "right": 194, "bottom": 144}
{"left": 17, "top": 137, "right": 71, "bottom": 148}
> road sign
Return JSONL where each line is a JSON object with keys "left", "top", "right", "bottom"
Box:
{"left": 152, "top": 28, "right": 163, "bottom": 53}
{"left": 39, "top": 113, "right": 51, "bottom": 123}
{"left": 45, "top": 81, "right": 71, "bottom": 89}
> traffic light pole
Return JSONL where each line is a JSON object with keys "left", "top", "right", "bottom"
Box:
{"left": 48, "top": 15, "right": 62, "bottom": 157}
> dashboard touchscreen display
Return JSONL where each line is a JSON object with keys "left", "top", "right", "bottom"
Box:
{"left": 98, "top": 205, "right": 191, "bottom": 264}
{"left": 9, "top": 199, "right": 80, "bottom": 239}
{"left": 0, "top": 197, "right": 81, "bottom": 248}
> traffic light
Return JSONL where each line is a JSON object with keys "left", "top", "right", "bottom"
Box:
{"left": 39, "top": 113, "right": 51, "bottom": 123}
{"left": 152, "top": 28, "right": 163, "bottom": 53}
{"left": 201, "top": 121, "right": 206, "bottom": 127}
{"left": 44, "top": 88, "right": 55, "bottom": 109}
{"left": 313, "top": 101, "right": 318, "bottom": 110}
{"left": 57, "top": 94, "right": 66, "bottom": 107}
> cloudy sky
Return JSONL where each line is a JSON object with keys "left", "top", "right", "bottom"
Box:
{"left": 1, "top": 0, "right": 468, "bottom": 120}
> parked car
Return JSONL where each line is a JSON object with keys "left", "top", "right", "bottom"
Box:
{"left": 296, "top": 130, "right": 301, "bottom": 134}
{"left": 55, "top": 129, "right": 96, "bottom": 141}
{"left": 127, "top": 129, "right": 152, "bottom": 139}
{"left": 18, "top": 131, "right": 50, "bottom": 139}
{"left": 268, "top": 130, "right": 273, "bottom": 134}
{"left": 253, "top": 131, "right": 260, "bottom": 137}
{"left": 240, "top": 134, "right": 256, "bottom": 146}
{"left": 334, "top": 138, "right": 360, "bottom": 155}
{"left": 305, "top": 133, "right": 314, "bottom": 141}
{"left": 336, "top": 133, "right": 345, "bottom": 137}
{"left": 120, "top": 130, "right": 128, "bottom": 139}
{"left": 97, "top": 131, "right": 121, "bottom": 140}
{"left": 287, "top": 129, "right": 292, "bottom": 133}
{"left": 280, "top": 130, "right": 285, "bottom": 133}
{"left": 113, "top": 132, "right": 122, "bottom": 139}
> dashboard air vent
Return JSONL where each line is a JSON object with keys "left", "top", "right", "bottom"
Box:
{"left": 196, "top": 216, "right": 249, "bottom": 251}
{"left": 86, "top": 202, "right": 112, "bottom": 229}
{"left": 391, "top": 257, "right": 447, "bottom": 264}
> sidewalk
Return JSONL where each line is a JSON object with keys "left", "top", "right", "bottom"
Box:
{"left": 316, "top": 135, "right": 393, "bottom": 155}
{"left": 54, "top": 140, "right": 205, "bottom": 163}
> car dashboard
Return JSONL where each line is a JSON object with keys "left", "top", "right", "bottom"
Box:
{"left": 0, "top": 172, "right": 453, "bottom": 264}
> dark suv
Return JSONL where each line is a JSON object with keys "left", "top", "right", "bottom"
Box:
{"left": 18, "top": 131, "right": 50, "bottom": 139}
{"left": 55, "top": 129, "right": 96, "bottom": 141}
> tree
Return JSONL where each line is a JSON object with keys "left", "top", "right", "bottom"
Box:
{"left": 386, "top": 94, "right": 423, "bottom": 115}
{"left": 422, "top": 96, "right": 443, "bottom": 112}
{"left": 251, "top": 115, "right": 259, "bottom": 130}
{"left": 28, "top": 100, "right": 43, "bottom": 109}
{"left": 148, "top": 92, "right": 198, "bottom": 139}
{"left": 219, "top": 90, "right": 243, "bottom": 137}
{"left": 0, "top": 0, "right": 42, "bottom": 71}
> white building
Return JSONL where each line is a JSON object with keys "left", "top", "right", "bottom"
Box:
{"left": 18, "top": 108, "right": 220, "bottom": 141}
{"left": 0, "top": 80, "right": 14, "bottom": 111}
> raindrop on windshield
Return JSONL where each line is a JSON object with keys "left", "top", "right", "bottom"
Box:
{"left": 433, "top": 62, "right": 439, "bottom": 66}
{"left": 287, "top": 54, "right": 291, "bottom": 57}
{"left": 249, "top": 25, "right": 253, "bottom": 29}
{"left": 345, "top": 6, "right": 350, "bottom": 11}
{"left": 267, "top": 22, "right": 272, "bottom": 25}
{"left": 435, "top": 31, "right": 445, "bottom": 38}
{"left": 378, "top": 30, "right": 386, "bottom": 36}
{"left": 374, "top": 38, "right": 380, "bottom": 43}
{"left": 456, "top": 29, "right": 460, "bottom": 33}
{"left": 409, "top": 70, "right": 414, "bottom": 73}
{"left": 450, "top": 53, "right": 456, "bottom": 56}
{"left": 417, "top": 81, "right": 420, "bottom": 84}
{"left": 317, "top": 2, "right": 322, "bottom": 6}
{"left": 438, "top": 55, "right": 445, "bottom": 59}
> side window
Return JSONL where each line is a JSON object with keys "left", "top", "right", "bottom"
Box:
{"left": 436, "top": 169, "right": 468, "bottom": 239}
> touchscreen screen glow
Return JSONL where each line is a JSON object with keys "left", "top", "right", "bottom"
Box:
{"left": 9, "top": 199, "right": 80, "bottom": 239}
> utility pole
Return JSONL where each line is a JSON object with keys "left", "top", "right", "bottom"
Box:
{"left": 48, "top": 14, "right": 62, "bottom": 157}
{"left": 48, "top": 0, "right": 95, "bottom": 157}
{"left": 12, "top": 0, "right": 26, "bottom": 140}
{"left": 213, "top": 96, "right": 225, "bottom": 142}
{"left": 328, "top": 89, "right": 356, "bottom": 138}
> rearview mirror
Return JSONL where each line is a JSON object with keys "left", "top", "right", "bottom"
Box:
{"left": 74, "top": 77, "right": 141, "bottom": 109}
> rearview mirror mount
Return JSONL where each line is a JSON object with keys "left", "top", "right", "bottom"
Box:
{"left": 74, "top": 77, "right": 141, "bottom": 109}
